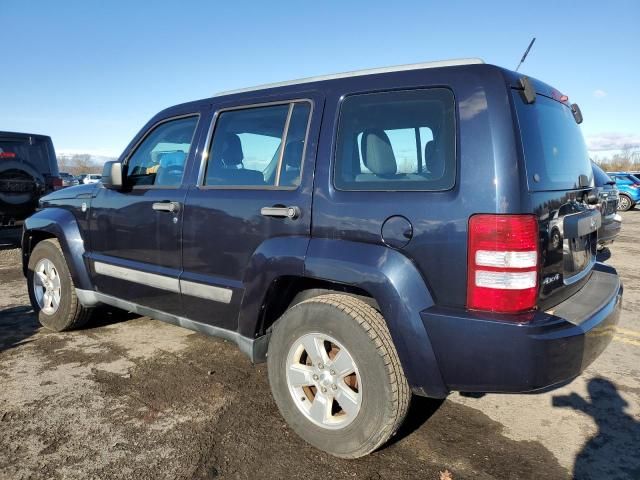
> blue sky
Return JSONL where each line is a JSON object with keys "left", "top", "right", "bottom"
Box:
{"left": 1, "top": 0, "right": 638, "bottom": 157}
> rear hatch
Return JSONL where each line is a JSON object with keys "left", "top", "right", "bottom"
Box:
{"left": 511, "top": 87, "right": 599, "bottom": 310}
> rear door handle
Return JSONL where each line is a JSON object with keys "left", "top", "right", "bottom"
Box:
{"left": 260, "top": 206, "right": 301, "bottom": 219}
{"left": 152, "top": 201, "right": 181, "bottom": 213}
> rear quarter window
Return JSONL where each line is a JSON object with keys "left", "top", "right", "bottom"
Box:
{"left": 334, "top": 89, "right": 456, "bottom": 191}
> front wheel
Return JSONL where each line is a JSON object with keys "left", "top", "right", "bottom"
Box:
{"left": 618, "top": 194, "right": 633, "bottom": 211}
{"left": 267, "top": 294, "right": 410, "bottom": 458}
{"left": 27, "top": 239, "right": 93, "bottom": 331}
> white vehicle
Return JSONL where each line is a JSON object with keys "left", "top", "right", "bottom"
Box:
{"left": 79, "top": 173, "right": 102, "bottom": 184}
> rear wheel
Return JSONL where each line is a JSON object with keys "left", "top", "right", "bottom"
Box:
{"left": 267, "top": 293, "right": 410, "bottom": 458}
{"left": 618, "top": 194, "right": 633, "bottom": 211}
{"left": 27, "top": 239, "right": 92, "bottom": 331}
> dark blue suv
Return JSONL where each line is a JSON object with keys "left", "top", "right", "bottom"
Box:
{"left": 21, "top": 59, "right": 622, "bottom": 458}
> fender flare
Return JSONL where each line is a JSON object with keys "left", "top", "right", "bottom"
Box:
{"left": 304, "top": 238, "right": 448, "bottom": 398}
{"left": 22, "top": 208, "right": 93, "bottom": 290}
{"left": 237, "top": 236, "right": 309, "bottom": 339}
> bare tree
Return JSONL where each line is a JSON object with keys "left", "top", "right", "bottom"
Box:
{"left": 595, "top": 145, "right": 640, "bottom": 172}
{"left": 56, "top": 154, "right": 104, "bottom": 176}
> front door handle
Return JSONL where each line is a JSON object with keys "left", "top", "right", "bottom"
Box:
{"left": 260, "top": 206, "right": 301, "bottom": 219}
{"left": 152, "top": 201, "right": 181, "bottom": 213}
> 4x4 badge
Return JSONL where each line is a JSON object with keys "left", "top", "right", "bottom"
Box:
{"left": 542, "top": 273, "right": 560, "bottom": 286}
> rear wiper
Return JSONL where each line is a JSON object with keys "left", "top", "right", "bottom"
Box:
{"left": 518, "top": 76, "right": 536, "bottom": 104}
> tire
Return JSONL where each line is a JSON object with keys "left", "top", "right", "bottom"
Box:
{"left": 618, "top": 194, "right": 632, "bottom": 212}
{"left": 267, "top": 293, "right": 410, "bottom": 458}
{"left": 27, "top": 238, "right": 92, "bottom": 331}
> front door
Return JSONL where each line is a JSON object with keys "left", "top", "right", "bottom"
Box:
{"left": 88, "top": 113, "right": 201, "bottom": 316}
{"left": 181, "top": 95, "right": 322, "bottom": 331}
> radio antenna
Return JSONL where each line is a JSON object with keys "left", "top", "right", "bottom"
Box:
{"left": 515, "top": 37, "right": 536, "bottom": 72}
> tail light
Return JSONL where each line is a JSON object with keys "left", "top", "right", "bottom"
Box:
{"left": 47, "top": 175, "right": 64, "bottom": 191}
{"left": 467, "top": 214, "right": 539, "bottom": 314}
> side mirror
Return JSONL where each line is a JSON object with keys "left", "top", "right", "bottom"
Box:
{"left": 101, "top": 161, "right": 123, "bottom": 189}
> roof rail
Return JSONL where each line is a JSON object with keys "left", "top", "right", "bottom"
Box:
{"left": 214, "top": 58, "right": 484, "bottom": 97}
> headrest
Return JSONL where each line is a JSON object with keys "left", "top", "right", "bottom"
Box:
{"left": 424, "top": 140, "right": 434, "bottom": 161}
{"left": 158, "top": 151, "right": 186, "bottom": 168}
{"left": 424, "top": 140, "right": 445, "bottom": 178}
{"left": 361, "top": 129, "right": 397, "bottom": 175}
{"left": 221, "top": 134, "right": 243, "bottom": 167}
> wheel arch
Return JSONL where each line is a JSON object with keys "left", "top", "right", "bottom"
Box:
{"left": 22, "top": 208, "right": 93, "bottom": 290}
{"left": 248, "top": 237, "right": 448, "bottom": 398}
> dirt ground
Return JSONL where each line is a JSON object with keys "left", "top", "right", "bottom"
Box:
{"left": 0, "top": 214, "right": 638, "bottom": 480}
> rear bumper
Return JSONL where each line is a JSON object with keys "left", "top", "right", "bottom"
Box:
{"left": 421, "top": 263, "right": 622, "bottom": 393}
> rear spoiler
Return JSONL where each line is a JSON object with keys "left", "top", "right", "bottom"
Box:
{"left": 516, "top": 75, "right": 583, "bottom": 124}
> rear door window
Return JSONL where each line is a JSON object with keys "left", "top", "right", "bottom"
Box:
{"left": 512, "top": 92, "right": 592, "bottom": 191}
{"left": 204, "top": 101, "right": 311, "bottom": 188}
{"left": 334, "top": 89, "right": 456, "bottom": 191}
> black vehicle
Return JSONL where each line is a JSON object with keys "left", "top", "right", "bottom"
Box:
{"left": 21, "top": 59, "right": 622, "bottom": 458}
{"left": 0, "top": 131, "right": 61, "bottom": 226}
{"left": 59, "top": 172, "right": 79, "bottom": 187}
{"left": 592, "top": 162, "right": 621, "bottom": 248}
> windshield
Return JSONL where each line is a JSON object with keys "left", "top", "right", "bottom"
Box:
{"left": 512, "top": 92, "right": 592, "bottom": 191}
{"left": 0, "top": 135, "right": 56, "bottom": 174}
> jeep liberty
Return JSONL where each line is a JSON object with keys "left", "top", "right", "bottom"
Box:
{"left": 22, "top": 59, "right": 622, "bottom": 458}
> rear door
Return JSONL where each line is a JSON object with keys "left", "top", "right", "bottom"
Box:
{"left": 511, "top": 90, "right": 600, "bottom": 308}
{"left": 180, "top": 94, "right": 322, "bottom": 331}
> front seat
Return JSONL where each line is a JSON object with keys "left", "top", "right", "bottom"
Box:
{"left": 355, "top": 129, "right": 399, "bottom": 182}
{"left": 208, "top": 134, "right": 265, "bottom": 186}
{"left": 154, "top": 151, "right": 186, "bottom": 186}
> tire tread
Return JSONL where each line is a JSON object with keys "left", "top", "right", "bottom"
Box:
{"left": 295, "top": 293, "right": 410, "bottom": 457}
{"left": 30, "top": 238, "right": 92, "bottom": 331}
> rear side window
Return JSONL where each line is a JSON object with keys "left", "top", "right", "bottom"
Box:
{"left": 125, "top": 116, "right": 199, "bottom": 188}
{"left": 334, "top": 89, "right": 456, "bottom": 191}
{"left": 512, "top": 92, "right": 592, "bottom": 191}
{"left": 0, "top": 135, "right": 55, "bottom": 174}
{"left": 205, "top": 101, "right": 311, "bottom": 188}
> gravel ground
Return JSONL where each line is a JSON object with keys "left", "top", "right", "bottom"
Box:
{"left": 0, "top": 215, "right": 638, "bottom": 480}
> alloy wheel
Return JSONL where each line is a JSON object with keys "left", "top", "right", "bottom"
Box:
{"left": 33, "top": 258, "right": 62, "bottom": 315}
{"left": 286, "top": 332, "right": 362, "bottom": 429}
